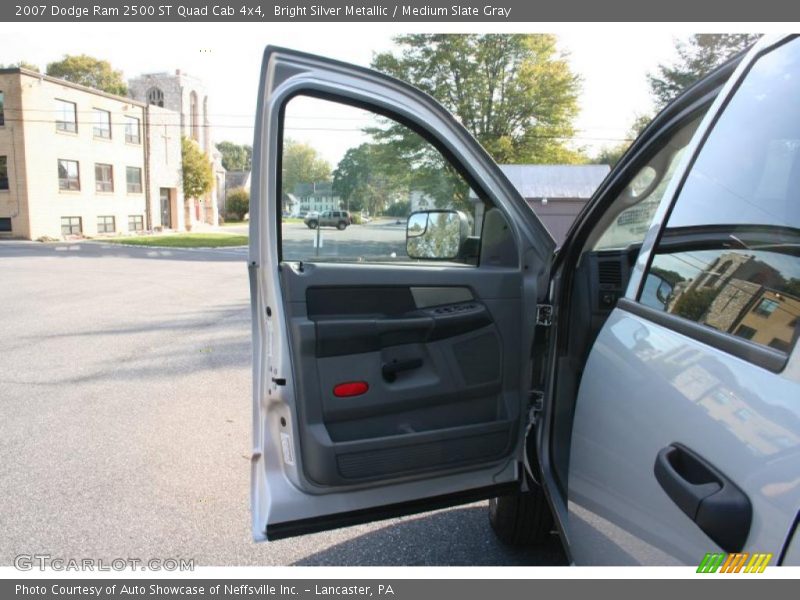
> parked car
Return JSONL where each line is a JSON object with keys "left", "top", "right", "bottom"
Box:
{"left": 248, "top": 37, "right": 800, "bottom": 565}
{"left": 304, "top": 210, "right": 351, "bottom": 230}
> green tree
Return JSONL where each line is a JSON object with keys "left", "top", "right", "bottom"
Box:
{"left": 784, "top": 278, "right": 800, "bottom": 299}
{"left": 46, "top": 54, "right": 128, "bottom": 95}
{"left": 591, "top": 113, "right": 653, "bottom": 166}
{"left": 282, "top": 139, "right": 331, "bottom": 194}
{"left": 651, "top": 267, "right": 685, "bottom": 288}
{"left": 216, "top": 141, "right": 252, "bottom": 171}
{"left": 181, "top": 137, "right": 214, "bottom": 200}
{"left": 1, "top": 61, "right": 40, "bottom": 71}
{"left": 648, "top": 34, "right": 761, "bottom": 109}
{"left": 372, "top": 34, "right": 583, "bottom": 164}
{"left": 332, "top": 143, "right": 406, "bottom": 214}
{"left": 672, "top": 288, "right": 717, "bottom": 322}
{"left": 384, "top": 200, "right": 411, "bottom": 218}
{"left": 226, "top": 188, "right": 249, "bottom": 221}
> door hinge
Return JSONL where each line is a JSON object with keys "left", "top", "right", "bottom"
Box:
{"left": 536, "top": 304, "right": 553, "bottom": 327}
{"left": 527, "top": 390, "right": 544, "bottom": 427}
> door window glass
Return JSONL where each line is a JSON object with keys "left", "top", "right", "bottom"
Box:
{"left": 641, "top": 39, "right": 800, "bottom": 356}
{"left": 279, "top": 95, "right": 487, "bottom": 264}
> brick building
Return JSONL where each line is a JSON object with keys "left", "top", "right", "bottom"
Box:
{"left": 0, "top": 67, "right": 183, "bottom": 239}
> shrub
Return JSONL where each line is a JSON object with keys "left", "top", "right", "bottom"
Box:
{"left": 226, "top": 187, "right": 250, "bottom": 221}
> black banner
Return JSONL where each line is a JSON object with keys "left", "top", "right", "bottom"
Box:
{"left": 4, "top": 580, "right": 800, "bottom": 600}
{"left": 2, "top": 0, "right": 799, "bottom": 22}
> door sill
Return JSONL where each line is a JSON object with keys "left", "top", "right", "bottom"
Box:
{"left": 266, "top": 481, "right": 520, "bottom": 540}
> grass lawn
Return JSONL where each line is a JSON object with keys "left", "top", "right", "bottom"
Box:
{"left": 103, "top": 233, "right": 248, "bottom": 248}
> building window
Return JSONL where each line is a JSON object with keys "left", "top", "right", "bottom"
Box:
{"left": 95, "top": 163, "right": 113, "bottom": 193}
{"left": 61, "top": 216, "right": 82, "bottom": 236}
{"left": 768, "top": 338, "right": 791, "bottom": 352}
{"left": 190, "top": 91, "right": 199, "bottom": 141}
{"left": 0, "top": 217, "right": 11, "bottom": 232}
{"left": 55, "top": 99, "right": 77, "bottom": 133}
{"left": 97, "top": 215, "right": 115, "bottom": 233}
{"left": 128, "top": 215, "right": 144, "bottom": 231}
{"left": 58, "top": 159, "right": 80, "bottom": 191}
{"left": 754, "top": 298, "right": 780, "bottom": 317}
{"left": 147, "top": 87, "right": 164, "bottom": 108}
{"left": 0, "top": 155, "right": 8, "bottom": 190}
{"left": 93, "top": 108, "right": 111, "bottom": 139}
{"left": 735, "top": 325, "right": 757, "bottom": 340}
{"left": 125, "top": 116, "right": 140, "bottom": 144}
{"left": 0, "top": 91, "right": 4, "bottom": 126}
{"left": 126, "top": 167, "right": 142, "bottom": 193}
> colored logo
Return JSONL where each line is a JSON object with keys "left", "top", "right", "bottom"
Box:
{"left": 697, "top": 552, "right": 772, "bottom": 573}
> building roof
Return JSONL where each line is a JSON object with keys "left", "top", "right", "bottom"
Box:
{"left": 225, "top": 170, "right": 250, "bottom": 191}
{"left": 0, "top": 67, "right": 148, "bottom": 107}
{"left": 294, "top": 181, "right": 334, "bottom": 196}
{"left": 499, "top": 164, "right": 610, "bottom": 200}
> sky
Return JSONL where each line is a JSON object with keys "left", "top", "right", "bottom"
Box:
{"left": 0, "top": 23, "right": 742, "bottom": 160}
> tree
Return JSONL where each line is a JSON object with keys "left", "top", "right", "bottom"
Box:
{"left": 651, "top": 267, "right": 685, "bottom": 288}
{"left": 648, "top": 34, "right": 761, "bottom": 109}
{"left": 1, "top": 61, "right": 39, "bottom": 71}
{"left": 282, "top": 139, "right": 331, "bottom": 194}
{"left": 672, "top": 288, "right": 717, "bottom": 322}
{"left": 181, "top": 137, "right": 214, "bottom": 200}
{"left": 332, "top": 143, "right": 406, "bottom": 214}
{"left": 216, "top": 141, "right": 252, "bottom": 171}
{"left": 46, "top": 54, "right": 128, "bottom": 95}
{"left": 226, "top": 188, "right": 249, "bottom": 221}
{"left": 591, "top": 113, "right": 653, "bottom": 166}
{"left": 372, "top": 34, "right": 583, "bottom": 164}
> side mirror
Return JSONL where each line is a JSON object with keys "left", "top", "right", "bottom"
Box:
{"left": 406, "top": 209, "right": 469, "bottom": 260}
{"left": 641, "top": 272, "right": 674, "bottom": 311}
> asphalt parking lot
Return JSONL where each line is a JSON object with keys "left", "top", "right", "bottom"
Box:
{"left": 0, "top": 240, "right": 566, "bottom": 567}
{"left": 228, "top": 218, "right": 408, "bottom": 261}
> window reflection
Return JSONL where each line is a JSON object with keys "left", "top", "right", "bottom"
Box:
{"left": 643, "top": 226, "right": 800, "bottom": 353}
{"left": 641, "top": 39, "right": 800, "bottom": 355}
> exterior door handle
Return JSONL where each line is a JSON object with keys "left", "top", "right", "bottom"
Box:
{"left": 654, "top": 443, "right": 752, "bottom": 552}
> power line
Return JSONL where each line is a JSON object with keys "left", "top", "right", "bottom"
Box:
{"left": 0, "top": 116, "right": 636, "bottom": 142}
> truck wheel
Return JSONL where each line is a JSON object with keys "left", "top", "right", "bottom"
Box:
{"left": 488, "top": 486, "right": 554, "bottom": 546}
{"left": 337, "top": 222, "right": 347, "bottom": 230}
{"left": 307, "top": 221, "right": 318, "bottom": 229}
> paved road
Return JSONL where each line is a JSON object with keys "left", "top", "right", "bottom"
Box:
{"left": 0, "top": 241, "right": 565, "bottom": 567}
{"left": 226, "top": 219, "right": 408, "bottom": 261}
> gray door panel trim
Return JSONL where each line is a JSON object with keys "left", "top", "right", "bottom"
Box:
{"left": 617, "top": 298, "right": 787, "bottom": 373}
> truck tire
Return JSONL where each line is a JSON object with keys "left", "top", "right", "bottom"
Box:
{"left": 337, "top": 221, "right": 347, "bottom": 230}
{"left": 488, "top": 486, "right": 554, "bottom": 546}
{"left": 307, "top": 221, "right": 318, "bottom": 229}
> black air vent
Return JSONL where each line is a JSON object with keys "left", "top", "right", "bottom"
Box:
{"left": 598, "top": 261, "right": 623, "bottom": 288}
